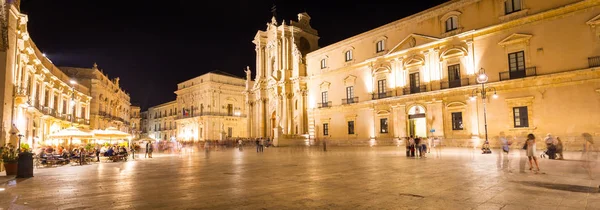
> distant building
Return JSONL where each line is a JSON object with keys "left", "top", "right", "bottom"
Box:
{"left": 130, "top": 105, "right": 141, "bottom": 139}
{"left": 141, "top": 71, "right": 248, "bottom": 142}
{"left": 61, "top": 64, "right": 133, "bottom": 133}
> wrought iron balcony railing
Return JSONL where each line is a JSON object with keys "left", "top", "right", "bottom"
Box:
{"left": 318, "top": 101, "right": 332, "bottom": 108}
{"left": 372, "top": 91, "right": 393, "bottom": 100}
{"left": 403, "top": 86, "right": 427, "bottom": 95}
{"left": 441, "top": 78, "right": 470, "bottom": 89}
{"left": 342, "top": 97, "right": 359, "bottom": 105}
{"left": 589, "top": 56, "right": 600, "bottom": 68}
{"left": 499, "top": 67, "right": 536, "bottom": 81}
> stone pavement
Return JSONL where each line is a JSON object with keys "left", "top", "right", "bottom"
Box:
{"left": 0, "top": 146, "right": 599, "bottom": 210}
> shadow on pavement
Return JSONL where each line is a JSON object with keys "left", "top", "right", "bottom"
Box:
{"left": 514, "top": 181, "right": 600, "bottom": 193}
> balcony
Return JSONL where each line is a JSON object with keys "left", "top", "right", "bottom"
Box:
{"left": 175, "top": 112, "right": 248, "bottom": 119}
{"left": 499, "top": 67, "right": 536, "bottom": 81}
{"left": 441, "top": 78, "right": 470, "bottom": 89}
{"left": 318, "top": 101, "right": 332, "bottom": 108}
{"left": 14, "top": 86, "right": 30, "bottom": 106}
{"left": 403, "top": 86, "right": 427, "bottom": 95}
{"left": 589, "top": 56, "right": 600, "bottom": 68}
{"left": 342, "top": 97, "right": 359, "bottom": 105}
{"left": 371, "top": 91, "right": 393, "bottom": 100}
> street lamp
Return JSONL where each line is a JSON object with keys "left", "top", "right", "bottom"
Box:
{"left": 470, "top": 68, "right": 497, "bottom": 153}
{"left": 69, "top": 80, "right": 76, "bottom": 126}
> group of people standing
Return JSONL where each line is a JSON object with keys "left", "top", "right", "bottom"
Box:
{"left": 405, "top": 136, "right": 441, "bottom": 158}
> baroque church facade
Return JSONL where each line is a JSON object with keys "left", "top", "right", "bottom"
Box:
{"left": 246, "top": 0, "right": 600, "bottom": 148}
{"left": 244, "top": 14, "right": 318, "bottom": 145}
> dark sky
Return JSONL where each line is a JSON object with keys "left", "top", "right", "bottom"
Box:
{"left": 19, "top": 0, "right": 448, "bottom": 110}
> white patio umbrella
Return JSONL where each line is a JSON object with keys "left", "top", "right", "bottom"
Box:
{"left": 93, "top": 127, "right": 131, "bottom": 145}
{"left": 48, "top": 126, "right": 94, "bottom": 149}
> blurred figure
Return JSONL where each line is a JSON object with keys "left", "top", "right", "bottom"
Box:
{"left": 526, "top": 133, "right": 540, "bottom": 173}
{"left": 581, "top": 133, "right": 597, "bottom": 180}
{"left": 556, "top": 136, "right": 564, "bottom": 160}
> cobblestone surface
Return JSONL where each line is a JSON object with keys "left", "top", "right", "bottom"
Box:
{"left": 0, "top": 146, "right": 599, "bottom": 210}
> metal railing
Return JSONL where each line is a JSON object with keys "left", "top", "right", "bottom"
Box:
{"left": 589, "top": 56, "right": 600, "bottom": 68}
{"left": 175, "top": 112, "right": 247, "bottom": 119}
{"left": 318, "top": 101, "right": 332, "bottom": 108}
{"left": 441, "top": 78, "right": 469, "bottom": 89}
{"left": 371, "top": 91, "right": 393, "bottom": 100}
{"left": 403, "top": 86, "right": 427, "bottom": 95}
{"left": 342, "top": 97, "right": 359, "bottom": 105}
{"left": 499, "top": 66, "right": 536, "bottom": 81}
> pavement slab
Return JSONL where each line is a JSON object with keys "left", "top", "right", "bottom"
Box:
{"left": 0, "top": 147, "right": 598, "bottom": 209}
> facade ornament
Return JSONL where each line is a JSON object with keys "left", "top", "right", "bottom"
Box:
{"left": 245, "top": 66, "right": 251, "bottom": 81}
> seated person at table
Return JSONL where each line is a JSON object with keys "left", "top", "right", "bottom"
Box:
{"left": 119, "top": 147, "right": 128, "bottom": 156}
{"left": 104, "top": 147, "right": 115, "bottom": 156}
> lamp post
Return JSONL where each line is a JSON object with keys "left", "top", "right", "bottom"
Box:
{"left": 470, "top": 68, "right": 498, "bottom": 153}
{"left": 70, "top": 80, "right": 76, "bottom": 127}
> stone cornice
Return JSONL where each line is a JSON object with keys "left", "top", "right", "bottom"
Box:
{"left": 306, "top": 0, "right": 481, "bottom": 59}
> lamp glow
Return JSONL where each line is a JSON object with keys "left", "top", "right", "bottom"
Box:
{"left": 492, "top": 93, "right": 498, "bottom": 99}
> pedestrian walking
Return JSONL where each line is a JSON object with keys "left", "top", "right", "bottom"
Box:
{"left": 256, "top": 138, "right": 260, "bottom": 153}
{"left": 145, "top": 142, "right": 149, "bottom": 158}
{"left": 526, "top": 133, "right": 540, "bottom": 172}
{"left": 259, "top": 138, "right": 265, "bottom": 152}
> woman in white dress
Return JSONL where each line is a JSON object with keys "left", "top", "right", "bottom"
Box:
{"left": 526, "top": 133, "right": 540, "bottom": 172}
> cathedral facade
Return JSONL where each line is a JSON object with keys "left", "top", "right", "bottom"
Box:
{"left": 244, "top": 14, "right": 318, "bottom": 146}
{"left": 246, "top": 0, "right": 600, "bottom": 148}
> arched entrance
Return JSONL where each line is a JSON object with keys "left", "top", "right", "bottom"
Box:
{"left": 408, "top": 105, "right": 427, "bottom": 138}
{"left": 271, "top": 111, "right": 276, "bottom": 138}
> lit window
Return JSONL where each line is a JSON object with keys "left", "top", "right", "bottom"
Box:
{"left": 513, "top": 106, "right": 529, "bottom": 128}
{"left": 380, "top": 118, "right": 388, "bottom": 133}
{"left": 451, "top": 112, "right": 463, "bottom": 130}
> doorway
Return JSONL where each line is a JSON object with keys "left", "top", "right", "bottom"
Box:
{"left": 408, "top": 105, "right": 427, "bottom": 138}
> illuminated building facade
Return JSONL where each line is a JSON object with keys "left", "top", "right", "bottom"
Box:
{"left": 247, "top": 0, "right": 600, "bottom": 148}
{"left": 0, "top": 1, "right": 91, "bottom": 147}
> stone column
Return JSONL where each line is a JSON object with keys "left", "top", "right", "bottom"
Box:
{"left": 465, "top": 39, "right": 475, "bottom": 76}
{"left": 396, "top": 105, "right": 407, "bottom": 138}
{"left": 391, "top": 105, "right": 400, "bottom": 141}
{"left": 467, "top": 98, "right": 479, "bottom": 138}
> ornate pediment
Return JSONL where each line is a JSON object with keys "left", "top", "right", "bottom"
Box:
{"left": 586, "top": 14, "right": 600, "bottom": 27}
{"left": 439, "top": 46, "right": 467, "bottom": 61}
{"left": 387, "top": 33, "right": 440, "bottom": 55}
{"left": 403, "top": 55, "right": 425, "bottom": 67}
{"left": 498, "top": 33, "right": 532, "bottom": 47}
{"left": 319, "top": 81, "right": 331, "bottom": 91}
{"left": 343, "top": 75, "right": 357, "bottom": 86}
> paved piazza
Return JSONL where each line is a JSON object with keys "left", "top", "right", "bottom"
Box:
{"left": 1, "top": 146, "right": 599, "bottom": 210}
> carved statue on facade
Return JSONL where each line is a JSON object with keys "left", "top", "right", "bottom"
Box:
{"left": 244, "top": 66, "right": 251, "bottom": 81}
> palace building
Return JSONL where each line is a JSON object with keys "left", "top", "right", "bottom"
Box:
{"left": 0, "top": 1, "right": 136, "bottom": 147}
{"left": 0, "top": 2, "right": 92, "bottom": 146}
{"left": 245, "top": 0, "right": 600, "bottom": 148}
{"left": 141, "top": 71, "right": 248, "bottom": 142}
{"left": 61, "top": 65, "right": 133, "bottom": 133}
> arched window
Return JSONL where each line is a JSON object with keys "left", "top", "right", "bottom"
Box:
{"left": 445, "top": 16, "right": 458, "bottom": 32}
{"left": 345, "top": 50, "right": 353, "bottom": 62}
{"left": 320, "top": 58, "right": 327, "bottom": 69}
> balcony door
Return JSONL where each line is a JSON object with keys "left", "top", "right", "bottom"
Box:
{"left": 409, "top": 73, "right": 420, "bottom": 93}
{"left": 377, "top": 79, "right": 386, "bottom": 98}
{"left": 508, "top": 51, "right": 526, "bottom": 79}
{"left": 448, "top": 64, "right": 461, "bottom": 88}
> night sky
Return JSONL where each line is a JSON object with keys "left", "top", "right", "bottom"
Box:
{"left": 19, "top": 0, "right": 448, "bottom": 110}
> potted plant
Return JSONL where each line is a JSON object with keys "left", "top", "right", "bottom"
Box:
{"left": 1, "top": 146, "right": 19, "bottom": 176}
